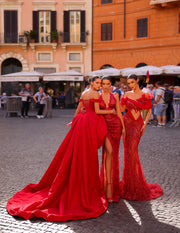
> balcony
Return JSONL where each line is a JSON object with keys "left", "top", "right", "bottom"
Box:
{"left": 150, "top": 0, "right": 180, "bottom": 7}
{"left": 60, "top": 32, "right": 88, "bottom": 50}
{"left": 0, "top": 33, "right": 57, "bottom": 51}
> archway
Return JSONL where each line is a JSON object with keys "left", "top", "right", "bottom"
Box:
{"left": 1, "top": 58, "right": 22, "bottom": 75}
{"left": 1, "top": 58, "right": 22, "bottom": 95}
{"left": 136, "top": 63, "right": 147, "bottom": 68}
{"left": 100, "top": 64, "right": 114, "bottom": 69}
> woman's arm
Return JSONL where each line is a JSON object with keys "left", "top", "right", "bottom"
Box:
{"left": 94, "top": 102, "right": 115, "bottom": 115}
{"left": 114, "top": 94, "right": 126, "bottom": 138}
{"left": 141, "top": 108, "right": 152, "bottom": 136}
{"left": 33, "top": 94, "right": 38, "bottom": 103}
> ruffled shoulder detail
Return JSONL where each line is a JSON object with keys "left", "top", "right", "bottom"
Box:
{"left": 120, "top": 95, "right": 127, "bottom": 105}
{"left": 137, "top": 94, "right": 152, "bottom": 110}
{"left": 91, "top": 99, "right": 100, "bottom": 103}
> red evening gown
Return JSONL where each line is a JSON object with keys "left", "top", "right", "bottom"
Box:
{"left": 99, "top": 93, "right": 122, "bottom": 202}
{"left": 119, "top": 94, "right": 163, "bottom": 201}
{"left": 6, "top": 99, "right": 108, "bottom": 221}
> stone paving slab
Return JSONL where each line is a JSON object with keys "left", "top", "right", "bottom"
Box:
{"left": 0, "top": 109, "right": 180, "bottom": 233}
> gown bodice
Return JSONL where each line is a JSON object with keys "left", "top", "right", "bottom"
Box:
{"left": 121, "top": 94, "right": 151, "bottom": 120}
{"left": 99, "top": 93, "right": 116, "bottom": 110}
{"left": 79, "top": 98, "right": 99, "bottom": 112}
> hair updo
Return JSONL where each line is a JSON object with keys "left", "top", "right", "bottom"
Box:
{"left": 127, "top": 74, "right": 146, "bottom": 90}
{"left": 90, "top": 75, "right": 101, "bottom": 82}
{"left": 101, "top": 76, "right": 112, "bottom": 82}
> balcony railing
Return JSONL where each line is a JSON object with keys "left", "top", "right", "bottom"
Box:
{"left": 61, "top": 32, "right": 87, "bottom": 44}
{"left": 0, "top": 33, "right": 27, "bottom": 44}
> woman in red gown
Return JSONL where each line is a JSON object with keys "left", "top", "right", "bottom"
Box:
{"left": 99, "top": 77, "right": 126, "bottom": 203}
{"left": 6, "top": 76, "right": 116, "bottom": 222}
{"left": 120, "top": 74, "right": 163, "bottom": 201}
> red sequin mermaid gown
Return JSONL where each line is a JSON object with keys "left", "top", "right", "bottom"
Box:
{"left": 120, "top": 94, "right": 163, "bottom": 200}
{"left": 6, "top": 99, "right": 108, "bottom": 221}
{"left": 99, "top": 93, "right": 122, "bottom": 202}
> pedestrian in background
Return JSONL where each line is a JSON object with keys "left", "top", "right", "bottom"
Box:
{"left": 154, "top": 81, "right": 168, "bottom": 127}
{"left": 19, "top": 83, "right": 33, "bottom": 118}
{"left": 33, "top": 87, "right": 47, "bottom": 119}
{"left": 112, "top": 82, "right": 121, "bottom": 100}
{"left": 164, "top": 83, "right": 174, "bottom": 123}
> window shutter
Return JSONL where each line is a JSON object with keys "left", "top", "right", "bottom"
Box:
{"left": 101, "top": 23, "right": 106, "bottom": 41}
{"left": 107, "top": 23, "right": 112, "bottom": 40}
{"left": 80, "top": 11, "right": 85, "bottom": 42}
{"left": 33, "top": 11, "right": 39, "bottom": 42}
{"left": 179, "top": 14, "right": 180, "bottom": 33}
{"left": 51, "top": 11, "right": 57, "bottom": 42}
{"left": 4, "top": 11, "right": 17, "bottom": 43}
{"left": 137, "top": 18, "right": 147, "bottom": 38}
{"left": 63, "top": 11, "right": 70, "bottom": 42}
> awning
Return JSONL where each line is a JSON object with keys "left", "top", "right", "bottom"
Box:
{"left": 88, "top": 68, "right": 120, "bottom": 77}
{"left": 0, "top": 71, "right": 43, "bottom": 82}
{"left": 43, "top": 70, "right": 84, "bottom": 81}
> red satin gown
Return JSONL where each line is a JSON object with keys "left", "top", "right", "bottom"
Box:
{"left": 6, "top": 99, "right": 108, "bottom": 221}
{"left": 99, "top": 93, "right": 122, "bottom": 202}
{"left": 119, "top": 94, "right": 163, "bottom": 201}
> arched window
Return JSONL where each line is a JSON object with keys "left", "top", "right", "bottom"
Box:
{"left": 100, "top": 64, "right": 114, "bottom": 69}
{"left": 1, "top": 58, "right": 22, "bottom": 75}
{"left": 136, "top": 63, "right": 147, "bottom": 68}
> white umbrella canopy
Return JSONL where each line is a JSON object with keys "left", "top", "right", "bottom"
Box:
{"left": 0, "top": 71, "right": 43, "bottom": 82}
{"left": 88, "top": 68, "right": 120, "bottom": 77}
{"left": 134, "top": 65, "right": 163, "bottom": 76}
{"left": 119, "top": 67, "right": 136, "bottom": 77}
{"left": 161, "top": 65, "right": 180, "bottom": 75}
{"left": 43, "top": 70, "right": 84, "bottom": 81}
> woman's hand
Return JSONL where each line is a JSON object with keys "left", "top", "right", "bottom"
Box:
{"left": 122, "top": 127, "right": 126, "bottom": 139}
{"left": 66, "top": 122, "right": 72, "bottom": 127}
{"left": 111, "top": 109, "right": 116, "bottom": 114}
{"left": 141, "top": 124, "right": 146, "bottom": 136}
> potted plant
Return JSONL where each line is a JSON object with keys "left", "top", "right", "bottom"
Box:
{"left": 29, "top": 30, "right": 37, "bottom": 43}
{"left": 24, "top": 30, "right": 30, "bottom": 44}
{"left": 50, "top": 29, "right": 58, "bottom": 42}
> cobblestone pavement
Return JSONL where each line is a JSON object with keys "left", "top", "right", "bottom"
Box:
{"left": 0, "top": 109, "right": 179, "bottom": 233}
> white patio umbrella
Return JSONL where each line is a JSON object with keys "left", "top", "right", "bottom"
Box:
{"left": 119, "top": 67, "right": 136, "bottom": 77}
{"left": 161, "top": 65, "right": 180, "bottom": 75}
{"left": 0, "top": 71, "right": 43, "bottom": 82}
{"left": 88, "top": 68, "right": 120, "bottom": 77}
{"left": 134, "top": 65, "right": 163, "bottom": 76}
{"left": 43, "top": 70, "right": 84, "bottom": 81}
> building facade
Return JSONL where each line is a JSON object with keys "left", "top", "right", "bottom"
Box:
{"left": 93, "top": 0, "right": 180, "bottom": 76}
{"left": 0, "top": 0, "right": 92, "bottom": 94}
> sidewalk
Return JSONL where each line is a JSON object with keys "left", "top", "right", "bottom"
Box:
{"left": 0, "top": 110, "right": 179, "bottom": 233}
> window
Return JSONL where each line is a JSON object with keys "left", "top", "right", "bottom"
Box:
{"left": 63, "top": 11, "right": 85, "bottom": 43}
{"left": 37, "top": 52, "right": 52, "bottom": 62}
{"left": 69, "top": 67, "right": 81, "bottom": 72}
{"left": 137, "top": 18, "right": 148, "bottom": 38}
{"left": 70, "top": 11, "right": 80, "bottom": 43}
{"left": 101, "top": 23, "right": 112, "bottom": 41}
{"left": 69, "top": 53, "right": 81, "bottom": 61}
{"left": 33, "top": 11, "right": 56, "bottom": 43}
{"left": 4, "top": 10, "right": 18, "bottom": 43}
{"left": 34, "top": 67, "right": 56, "bottom": 73}
{"left": 101, "top": 0, "right": 112, "bottom": 4}
{"left": 39, "top": 11, "right": 51, "bottom": 43}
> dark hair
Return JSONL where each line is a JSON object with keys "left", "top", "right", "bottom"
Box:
{"left": 156, "top": 81, "right": 163, "bottom": 86}
{"left": 91, "top": 76, "right": 101, "bottom": 82}
{"left": 127, "top": 74, "right": 146, "bottom": 89}
{"left": 101, "top": 76, "right": 112, "bottom": 82}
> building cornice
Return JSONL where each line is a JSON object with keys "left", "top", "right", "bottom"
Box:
{"left": 0, "top": 1, "right": 23, "bottom": 5}
{"left": 63, "top": 1, "right": 86, "bottom": 11}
